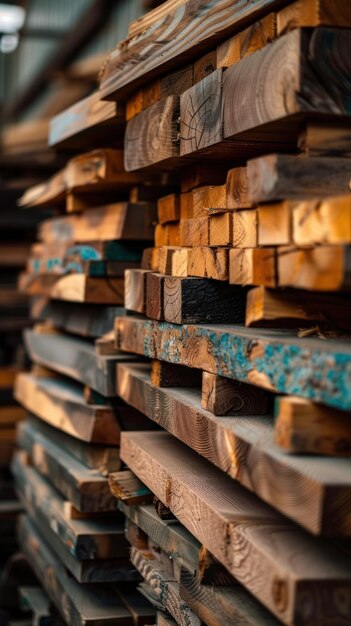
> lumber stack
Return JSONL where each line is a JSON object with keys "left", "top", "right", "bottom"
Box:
{"left": 9, "top": 0, "right": 351, "bottom": 625}
{"left": 104, "top": 1, "right": 351, "bottom": 624}
{"left": 12, "top": 143, "right": 174, "bottom": 625}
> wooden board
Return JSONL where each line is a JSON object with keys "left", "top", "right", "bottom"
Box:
{"left": 246, "top": 286, "right": 351, "bottom": 330}
{"left": 122, "top": 431, "right": 351, "bottom": 625}
{"left": 30, "top": 299, "right": 124, "bottom": 338}
{"left": 163, "top": 276, "right": 247, "bottom": 324}
{"left": 229, "top": 247, "right": 277, "bottom": 287}
{"left": 125, "top": 269, "right": 149, "bottom": 313}
{"left": 24, "top": 328, "right": 135, "bottom": 397}
{"left": 277, "top": 245, "right": 351, "bottom": 291}
{"left": 124, "top": 97, "right": 180, "bottom": 171}
{"left": 130, "top": 547, "right": 200, "bottom": 626}
{"left": 100, "top": 0, "right": 294, "bottom": 99}
{"left": 201, "top": 371, "right": 271, "bottom": 416}
{"left": 17, "top": 421, "right": 118, "bottom": 512}
{"left": 275, "top": 395, "right": 351, "bottom": 456}
{"left": 217, "top": 13, "right": 277, "bottom": 67}
{"left": 14, "top": 373, "right": 120, "bottom": 444}
{"left": 13, "top": 452, "right": 127, "bottom": 560}
{"left": 50, "top": 274, "right": 124, "bottom": 304}
{"left": 277, "top": 0, "right": 351, "bottom": 34}
{"left": 115, "top": 317, "right": 351, "bottom": 410}
{"left": 109, "top": 470, "right": 152, "bottom": 505}
{"left": 18, "top": 514, "right": 138, "bottom": 626}
{"left": 49, "top": 92, "right": 125, "bottom": 149}
{"left": 187, "top": 247, "right": 229, "bottom": 281}
{"left": 116, "top": 362, "right": 351, "bottom": 535}
{"left": 247, "top": 155, "right": 351, "bottom": 203}
{"left": 38, "top": 203, "right": 156, "bottom": 244}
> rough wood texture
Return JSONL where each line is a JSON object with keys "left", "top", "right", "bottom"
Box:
{"left": 222, "top": 28, "right": 351, "bottom": 141}
{"left": 180, "top": 568, "right": 280, "bottom": 626}
{"left": 115, "top": 317, "right": 351, "bottom": 410}
{"left": 124, "top": 96, "right": 180, "bottom": 171}
{"left": 277, "top": 245, "right": 351, "bottom": 291}
{"left": 163, "top": 276, "right": 246, "bottom": 324}
{"left": 246, "top": 286, "right": 351, "bottom": 331}
{"left": 155, "top": 223, "right": 180, "bottom": 247}
{"left": 50, "top": 274, "right": 124, "bottom": 305}
{"left": 125, "top": 269, "right": 149, "bottom": 313}
{"left": 180, "top": 218, "right": 209, "bottom": 247}
{"left": 171, "top": 248, "right": 190, "bottom": 277}
{"left": 275, "top": 395, "right": 351, "bottom": 456}
{"left": 109, "top": 470, "right": 153, "bottom": 505}
{"left": 116, "top": 363, "right": 351, "bottom": 535}
{"left": 292, "top": 197, "right": 351, "bottom": 246}
{"left": 217, "top": 13, "right": 277, "bottom": 67}
{"left": 18, "top": 514, "right": 144, "bottom": 626}
{"left": 151, "top": 360, "right": 201, "bottom": 388}
{"left": 24, "top": 328, "right": 135, "bottom": 396}
{"left": 39, "top": 203, "right": 156, "bottom": 244}
{"left": 192, "top": 185, "right": 227, "bottom": 218}
{"left": 18, "top": 422, "right": 117, "bottom": 512}
{"left": 247, "top": 154, "right": 351, "bottom": 203}
{"left": 232, "top": 210, "right": 258, "bottom": 247}
{"left": 100, "top": 0, "right": 288, "bottom": 99}
{"left": 194, "top": 50, "right": 217, "bottom": 84}
{"left": 121, "top": 431, "right": 351, "bottom": 625}
{"left": 14, "top": 373, "right": 120, "bottom": 444}
{"left": 277, "top": 0, "right": 351, "bottom": 34}
{"left": 226, "top": 167, "right": 254, "bottom": 209}
{"left": 146, "top": 273, "right": 165, "bottom": 321}
{"left": 201, "top": 371, "right": 271, "bottom": 416}
{"left": 229, "top": 247, "right": 277, "bottom": 287}
{"left": 187, "top": 247, "right": 229, "bottom": 281}
{"left": 130, "top": 547, "right": 200, "bottom": 626}
{"left": 180, "top": 69, "right": 223, "bottom": 155}
{"left": 209, "top": 212, "right": 232, "bottom": 246}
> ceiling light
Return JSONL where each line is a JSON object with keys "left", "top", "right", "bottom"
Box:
{"left": 0, "top": 4, "right": 25, "bottom": 34}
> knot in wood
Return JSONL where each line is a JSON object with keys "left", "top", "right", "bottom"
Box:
{"left": 272, "top": 577, "right": 288, "bottom": 612}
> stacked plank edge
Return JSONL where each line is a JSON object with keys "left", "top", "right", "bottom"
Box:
{"left": 8, "top": 1, "right": 351, "bottom": 625}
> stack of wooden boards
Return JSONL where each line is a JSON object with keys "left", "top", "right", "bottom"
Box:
{"left": 12, "top": 144, "right": 179, "bottom": 625}
{"left": 10, "top": 0, "right": 351, "bottom": 625}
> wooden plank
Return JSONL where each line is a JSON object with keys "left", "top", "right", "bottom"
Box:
{"left": 193, "top": 50, "right": 217, "bottom": 84}
{"left": 124, "top": 97, "right": 179, "bottom": 171}
{"left": 201, "top": 371, "right": 271, "bottom": 416}
{"left": 209, "top": 212, "right": 232, "bottom": 246}
{"left": 222, "top": 29, "right": 351, "bottom": 144}
{"left": 180, "top": 568, "right": 280, "bottom": 626}
{"left": 154, "top": 223, "right": 180, "bottom": 247}
{"left": 24, "top": 328, "right": 135, "bottom": 397}
{"left": 121, "top": 431, "right": 351, "bottom": 625}
{"left": 247, "top": 155, "right": 351, "bottom": 203}
{"left": 292, "top": 197, "right": 351, "bottom": 246}
{"left": 180, "top": 69, "right": 223, "bottom": 155}
{"left": 50, "top": 274, "right": 124, "bottom": 304}
{"left": 258, "top": 202, "right": 292, "bottom": 246}
{"left": 17, "top": 421, "right": 117, "bottom": 513}
{"left": 179, "top": 218, "right": 209, "bottom": 247}
{"left": 116, "top": 363, "right": 351, "bottom": 535}
{"left": 246, "top": 286, "right": 351, "bottom": 331}
{"left": 109, "top": 470, "right": 153, "bottom": 505}
{"left": 146, "top": 273, "right": 164, "bottom": 320}
{"left": 217, "top": 13, "right": 277, "bottom": 67}
{"left": 232, "top": 209, "right": 258, "bottom": 247}
{"left": 157, "top": 195, "right": 180, "bottom": 224}
{"left": 277, "top": 245, "right": 351, "bottom": 291}
{"left": 158, "top": 247, "right": 180, "bottom": 274}
{"left": 277, "top": 0, "right": 351, "bottom": 34}
{"left": 299, "top": 121, "right": 351, "bottom": 157}
{"left": 275, "top": 395, "right": 351, "bottom": 456}
{"left": 14, "top": 373, "right": 120, "bottom": 444}
{"left": 39, "top": 203, "right": 156, "bottom": 244}
{"left": 30, "top": 299, "right": 124, "bottom": 338}
{"left": 125, "top": 269, "right": 149, "bottom": 313}
{"left": 130, "top": 548, "right": 201, "bottom": 626}
{"left": 18, "top": 515, "right": 135, "bottom": 626}
{"left": 171, "top": 248, "right": 190, "bottom": 277}
{"left": 226, "top": 167, "right": 254, "bottom": 210}
{"left": 229, "top": 247, "right": 277, "bottom": 287}
{"left": 187, "top": 247, "right": 229, "bottom": 281}
{"left": 100, "top": 0, "right": 293, "bottom": 99}
{"left": 163, "top": 276, "right": 246, "bottom": 324}
{"left": 49, "top": 91, "right": 125, "bottom": 149}
{"left": 181, "top": 166, "right": 227, "bottom": 192}
{"left": 151, "top": 360, "right": 201, "bottom": 388}
{"left": 115, "top": 318, "right": 351, "bottom": 410}
{"left": 192, "top": 184, "right": 227, "bottom": 218}
{"left": 12, "top": 452, "right": 128, "bottom": 560}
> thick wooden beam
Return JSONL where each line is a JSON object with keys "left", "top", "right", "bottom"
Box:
{"left": 275, "top": 395, "right": 351, "bottom": 456}
{"left": 201, "top": 371, "right": 271, "bottom": 415}
{"left": 229, "top": 247, "right": 277, "bottom": 287}
{"left": 277, "top": 0, "right": 351, "bottom": 34}
{"left": 277, "top": 245, "right": 351, "bottom": 291}
{"left": 217, "top": 13, "right": 277, "bottom": 67}
{"left": 115, "top": 318, "right": 351, "bottom": 410}
{"left": 121, "top": 431, "right": 351, "bottom": 625}
{"left": 109, "top": 470, "right": 153, "bottom": 505}
{"left": 187, "top": 247, "right": 229, "bottom": 281}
